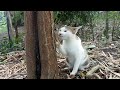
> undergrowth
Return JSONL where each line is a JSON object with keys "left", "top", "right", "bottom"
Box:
{"left": 0, "top": 33, "right": 25, "bottom": 55}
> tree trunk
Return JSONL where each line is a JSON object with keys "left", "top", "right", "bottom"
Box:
{"left": 25, "top": 11, "right": 59, "bottom": 79}
{"left": 89, "top": 14, "right": 94, "bottom": 41}
{"left": 15, "top": 25, "right": 18, "bottom": 38}
{"left": 15, "top": 25, "right": 18, "bottom": 43}
{"left": 112, "top": 17, "right": 115, "bottom": 41}
{"left": 25, "top": 11, "right": 38, "bottom": 79}
{"left": 37, "top": 11, "right": 59, "bottom": 79}
{"left": 5, "top": 11, "right": 14, "bottom": 48}
{"left": 104, "top": 11, "right": 109, "bottom": 39}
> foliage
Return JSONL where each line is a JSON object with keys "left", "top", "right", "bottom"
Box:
{"left": 12, "top": 11, "right": 24, "bottom": 27}
{"left": 0, "top": 11, "right": 7, "bottom": 33}
{"left": 0, "top": 24, "right": 7, "bottom": 33}
{"left": 54, "top": 11, "right": 120, "bottom": 46}
{"left": 0, "top": 34, "right": 24, "bottom": 55}
{"left": 54, "top": 11, "right": 96, "bottom": 26}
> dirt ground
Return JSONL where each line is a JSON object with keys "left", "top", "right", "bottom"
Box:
{"left": 0, "top": 41, "right": 120, "bottom": 79}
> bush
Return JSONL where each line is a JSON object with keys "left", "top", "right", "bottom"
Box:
{"left": 0, "top": 34, "right": 24, "bottom": 55}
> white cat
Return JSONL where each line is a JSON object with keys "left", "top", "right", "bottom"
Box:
{"left": 57, "top": 25, "right": 89, "bottom": 78}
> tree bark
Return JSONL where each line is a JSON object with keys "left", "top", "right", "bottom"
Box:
{"left": 104, "top": 11, "right": 109, "bottom": 39}
{"left": 89, "top": 12, "right": 94, "bottom": 41}
{"left": 25, "top": 11, "right": 59, "bottom": 79}
{"left": 24, "top": 11, "right": 37, "bottom": 79}
{"left": 37, "top": 11, "right": 59, "bottom": 79}
{"left": 13, "top": 11, "right": 19, "bottom": 40}
{"left": 15, "top": 25, "right": 18, "bottom": 43}
{"left": 5, "top": 11, "right": 14, "bottom": 47}
{"left": 112, "top": 17, "right": 115, "bottom": 41}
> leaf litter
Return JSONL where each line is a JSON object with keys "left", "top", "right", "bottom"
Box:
{"left": 0, "top": 42, "right": 120, "bottom": 79}
{"left": 0, "top": 50, "right": 27, "bottom": 79}
{"left": 58, "top": 41, "right": 120, "bottom": 79}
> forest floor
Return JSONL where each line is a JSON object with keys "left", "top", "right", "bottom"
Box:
{"left": 0, "top": 41, "right": 120, "bottom": 79}
{"left": 58, "top": 42, "right": 120, "bottom": 79}
{"left": 0, "top": 26, "right": 26, "bottom": 79}
{"left": 0, "top": 26, "right": 120, "bottom": 79}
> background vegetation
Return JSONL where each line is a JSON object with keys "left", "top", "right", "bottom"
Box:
{"left": 0, "top": 11, "right": 120, "bottom": 54}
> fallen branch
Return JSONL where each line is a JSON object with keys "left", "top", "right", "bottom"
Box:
{"left": 93, "top": 73, "right": 102, "bottom": 79}
{"left": 86, "top": 65, "right": 100, "bottom": 77}
{"left": 97, "top": 60, "right": 120, "bottom": 77}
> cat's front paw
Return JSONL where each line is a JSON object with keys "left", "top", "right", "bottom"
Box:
{"left": 69, "top": 73, "right": 75, "bottom": 79}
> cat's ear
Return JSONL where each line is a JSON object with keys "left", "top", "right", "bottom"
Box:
{"left": 71, "top": 26, "right": 82, "bottom": 34}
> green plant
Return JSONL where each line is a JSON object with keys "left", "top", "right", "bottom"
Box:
{"left": 54, "top": 11, "right": 96, "bottom": 26}
{"left": 0, "top": 34, "right": 24, "bottom": 55}
{"left": 12, "top": 11, "right": 24, "bottom": 27}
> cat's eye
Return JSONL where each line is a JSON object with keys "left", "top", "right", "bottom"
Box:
{"left": 64, "top": 30, "right": 67, "bottom": 32}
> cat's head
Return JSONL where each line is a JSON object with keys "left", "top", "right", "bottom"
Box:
{"left": 58, "top": 25, "right": 82, "bottom": 40}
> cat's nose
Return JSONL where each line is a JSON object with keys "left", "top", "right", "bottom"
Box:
{"left": 59, "top": 33, "right": 62, "bottom": 36}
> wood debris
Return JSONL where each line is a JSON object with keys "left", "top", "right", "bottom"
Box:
{"left": 0, "top": 50, "right": 27, "bottom": 79}
{"left": 0, "top": 41, "right": 120, "bottom": 79}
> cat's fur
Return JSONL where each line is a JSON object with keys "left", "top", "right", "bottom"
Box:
{"left": 57, "top": 25, "right": 89, "bottom": 78}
